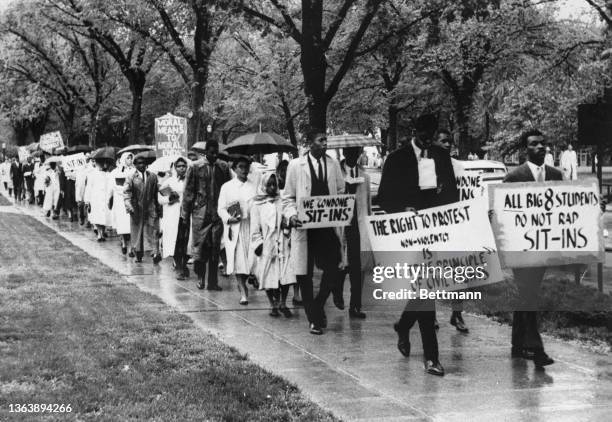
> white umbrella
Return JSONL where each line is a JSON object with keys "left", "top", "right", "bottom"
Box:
{"left": 148, "top": 155, "right": 191, "bottom": 174}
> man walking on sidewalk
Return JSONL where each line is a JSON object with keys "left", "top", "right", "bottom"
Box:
{"left": 505, "top": 129, "right": 560, "bottom": 368}
{"left": 181, "top": 140, "right": 231, "bottom": 291}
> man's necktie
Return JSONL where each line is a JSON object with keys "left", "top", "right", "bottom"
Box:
{"left": 537, "top": 167, "right": 545, "bottom": 182}
{"left": 317, "top": 158, "right": 323, "bottom": 181}
{"left": 350, "top": 168, "right": 355, "bottom": 178}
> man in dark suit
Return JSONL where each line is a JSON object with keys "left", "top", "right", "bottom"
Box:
{"left": 181, "top": 140, "right": 232, "bottom": 291}
{"left": 504, "top": 129, "right": 561, "bottom": 368}
{"left": 377, "top": 114, "right": 459, "bottom": 376}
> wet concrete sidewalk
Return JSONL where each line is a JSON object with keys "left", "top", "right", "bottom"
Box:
{"left": 2, "top": 197, "right": 612, "bottom": 421}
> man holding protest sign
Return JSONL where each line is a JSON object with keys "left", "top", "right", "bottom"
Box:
{"left": 282, "top": 131, "right": 345, "bottom": 335}
{"left": 377, "top": 114, "right": 459, "bottom": 376}
{"left": 503, "top": 129, "right": 562, "bottom": 368}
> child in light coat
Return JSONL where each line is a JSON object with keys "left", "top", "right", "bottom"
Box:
{"left": 250, "top": 172, "right": 294, "bottom": 317}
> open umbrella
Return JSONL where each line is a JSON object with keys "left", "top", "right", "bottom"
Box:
{"left": 134, "top": 149, "right": 157, "bottom": 164}
{"left": 326, "top": 134, "right": 381, "bottom": 149}
{"left": 45, "top": 156, "right": 63, "bottom": 164}
{"left": 148, "top": 155, "right": 192, "bottom": 174}
{"left": 67, "top": 145, "right": 92, "bottom": 155}
{"left": 191, "top": 142, "right": 232, "bottom": 161}
{"left": 225, "top": 132, "right": 296, "bottom": 155}
{"left": 118, "top": 144, "right": 154, "bottom": 155}
{"left": 91, "top": 146, "right": 116, "bottom": 161}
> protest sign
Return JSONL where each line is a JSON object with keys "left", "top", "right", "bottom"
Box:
{"left": 488, "top": 179, "right": 604, "bottom": 268}
{"left": 297, "top": 194, "right": 356, "bottom": 229}
{"left": 18, "top": 147, "right": 29, "bottom": 162}
{"left": 366, "top": 199, "right": 504, "bottom": 293}
{"left": 154, "top": 113, "right": 187, "bottom": 157}
{"left": 62, "top": 153, "right": 87, "bottom": 174}
{"left": 39, "top": 131, "right": 64, "bottom": 153}
{"left": 456, "top": 170, "right": 484, "bottom": 201}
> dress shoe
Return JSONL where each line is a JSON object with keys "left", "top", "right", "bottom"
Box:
{"left": 176, "top": 273, "right": 186, "bottom": 281}
{"left": 269, "top": 307, "right": 280, "bottom": 317}
{"left": 309, "top": 323, "right": 323, "bottom": 335}
{"left": 128, "top": 250, "right": 135, "bottom": 258}
{"left": 393, "top": 322, "right": 411, "bottom": 357}
{"left": 152, "top": 254, "right": 162, "bottom": 264}
{"left": 279, "top": 306, "right": 292, "bottom": 318}
{"left": 196, "top": 279, "right": 205, "bottom": 290}
{"left": 292, "top": 298, "right": 303, "bottom": 306}
{"left": 121, "top": 246, "right": 127, "bottom": 255}
{"left": 349, "top": 308, "right": 366, "bottom": 319}
{"left": 450, "top": 312, "right": 469, "bottom": 333}
{"left": 240, "top": 298, "right": 249, "bottom": 306}
{"left": 533, "top": 352, "right": 554, "bottom": 368}
{"left": 424, "top": 360, "right": 445, "bottom": 376}
{"left": 207, "top": 285, "right": 222, "bottom": 291}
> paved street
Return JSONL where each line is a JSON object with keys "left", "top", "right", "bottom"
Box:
{"left": 1, "top": 195, "right": 611, "bottom": 421}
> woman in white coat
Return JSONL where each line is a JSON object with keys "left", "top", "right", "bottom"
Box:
{"left": 218, "top": 156, "right": 257, "bottom": 305}
{"left": 109, "top": 153, "right": 134, "bottom": 253}
{"left": 42, "top": 161, "right": 60, "bottom": 218}
{"left": 158, "top": 157, "right": 188, "bottom": 262}
{"left": 85, "top": 159, "right": 113, "bottom": 241}
{"left": 33, "top": 159, "right": 46, "bottom": 206}
{"left": 250, "top": 172, "right": 294, "bottom": 317}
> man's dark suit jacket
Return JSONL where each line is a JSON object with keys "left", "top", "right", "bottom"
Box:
{"left": 504, "top": 162, "right": 563, "bottom": 183}
{"left": 377, "top": 143, "right": 459, "bottom": 213}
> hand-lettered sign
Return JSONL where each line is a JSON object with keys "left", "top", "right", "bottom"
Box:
{"left": 297, "top": 194, "right": 356, "bottom": 229}
{"left": 39, "top": 131, "right": 64, "bottom": 153}
{"left": 488, "top": 179, "right": 604, "bottom": 268}
{"left": 366, "top": 199, "right": 504, "bottom": 293}
{"left": 155, "top": 113, "right": 187, "bottom": 158}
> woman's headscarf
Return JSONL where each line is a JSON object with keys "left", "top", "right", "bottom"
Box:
{"left": 120, "top": 152, "right": 133, "bottom": 170}
{"left": 254, "top": 171, "right": 278, "bottom": 204}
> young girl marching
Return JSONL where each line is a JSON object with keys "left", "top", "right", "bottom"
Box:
{"left": 250, "top": 172, "right": 294, "bottom": 317}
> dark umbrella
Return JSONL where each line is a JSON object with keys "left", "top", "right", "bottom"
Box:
{"left": 66, "top": 145, "right": 92, "bottom": 155}
{"left": 52, "top": 146, "right": 67, "bottom": 155}
{"left": 91, "top": 146, "right": 116, "bottom": 161}
{"left": 191, "top": 142, "right": 232, "bottom": 161}
{"left": 118, "top": 144, "right": 154, "bottom": 155}
{"left": 133, "top": 149, "right": 157, "bottom": 164}
{"left": 225, "top": 132, "right": 296, "bottom": 155}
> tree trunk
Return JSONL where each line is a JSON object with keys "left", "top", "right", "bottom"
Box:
{"left": 188, "top": 64, "right": 209, "bottom": 147}
{"left": 387, "top": 103, "right": 399, "bottom": 151}
{"left": 128, "top": 73, "right": 146, "bottom": 145}
{"left": 88, "top": 108, "right": 100, "bottom": 148}
{"left": 60, "top": 104, "right": 76, "bottom": 146}
{"left": 281, "top": 97, "right": 298, "bottom": 146}
{"left": 453, "top": 92, "right": 474, "bottom": 159}
{"left": 301, "top": 1, "right": 327, "bottom": 133}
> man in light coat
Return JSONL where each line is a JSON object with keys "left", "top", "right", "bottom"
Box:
{"left": 560, "top": 143, "right": 578, "bottom": 180}
{"left": 282, "top": 131, "right": 345, "bottom": 335}
{"left": 124, "top": 153, "right": 162, "bottom": 264}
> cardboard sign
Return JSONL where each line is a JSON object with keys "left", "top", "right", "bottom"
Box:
{"left": 488, "top": 179, "right": 604, "bottom": 268}
{"left": 39, "top": 131, "right": 64, "bottom": 153}
{"left": 154, "top": 113, "right": 187, "bottom": 157}
{"left": 297, "top": 194, "right": 356, "bottom": 229}
{"left": 18, "top": 147, "right": 29, "bottom": 162}
{"left": 366, "top": 199, "right": 504, "bottom": 293}
{"left": 62, "top": 153, "right": 87, "bottom": 174}
{"left": 456, "top": 170, "right": 484, "bottom": 201}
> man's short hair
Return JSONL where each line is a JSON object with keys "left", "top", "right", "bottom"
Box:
{"left": 438, "top": 129, "right": 451, "bottom": 137}
{"left": 414, "top": 114, "right": 438, "bottom": 133}
{"left": 520, "top": 129, "right": 544, "bottom": 148}
{"left": 205, "top": 139, "right": 219, "bottom": 151}
{"left": 305, "top": 130, "right": 325, "bottom": 144}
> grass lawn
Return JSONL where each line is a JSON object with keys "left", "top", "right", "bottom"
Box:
{"left": 0, "top": 213, "right": 338, "bottom": 421}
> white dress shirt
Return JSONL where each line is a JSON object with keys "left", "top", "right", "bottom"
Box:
{"left": 412, "top": 139, "right": 437, "bottom": 189}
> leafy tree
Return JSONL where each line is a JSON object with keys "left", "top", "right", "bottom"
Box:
{"left": 243, "top": 0, "right": 386, "bottom": 134}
